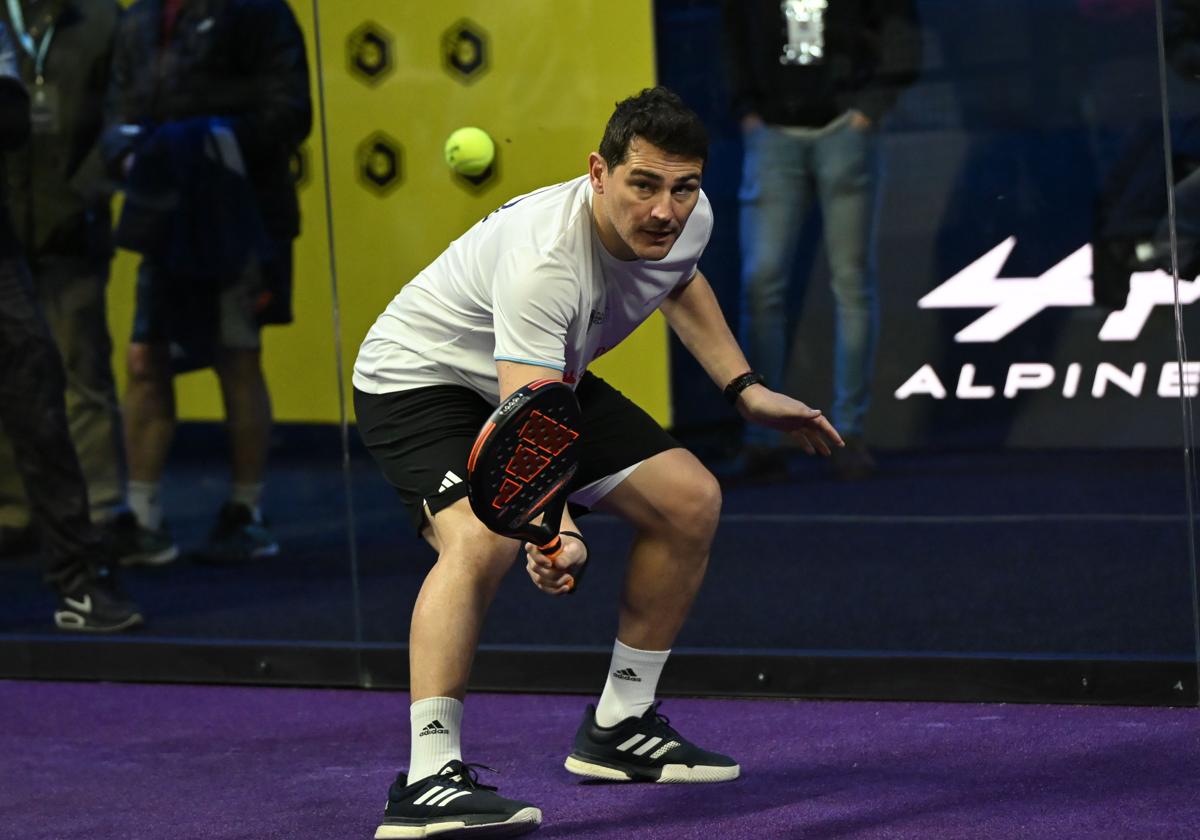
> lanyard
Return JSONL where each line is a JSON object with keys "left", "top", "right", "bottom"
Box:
{"left": 5, "top": 0, "right": 54, "bottom": 82}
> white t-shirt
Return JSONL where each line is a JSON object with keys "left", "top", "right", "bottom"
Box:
{"left": 353, "top": 175, "right": 713, "bottom": 402}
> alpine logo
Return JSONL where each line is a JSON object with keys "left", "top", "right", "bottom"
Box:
{"left": 419, "top": 720, "right": 450, "bottom": 737}
{"left": 918, "top": 237, "right": 1199, "bottom": 343}
{"left": 897, "top": 238, "right": 1200, "bottom": 402}
{"left": 613, "top": 668, "right": 641, "bottom": 682}
{"left": 438, "top": 471, "right": 463, "bottom": 494}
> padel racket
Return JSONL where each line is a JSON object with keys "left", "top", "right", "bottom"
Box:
{"left": 467, "top": 379, "right": 585, "bottom": 588}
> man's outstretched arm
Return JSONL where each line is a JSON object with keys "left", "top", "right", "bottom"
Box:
{"left": 660, "top": 270, "right": 844, "bottom": 455}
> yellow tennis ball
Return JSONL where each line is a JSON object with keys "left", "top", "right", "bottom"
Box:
{"left": 444, "top": 127, "right": 495, "bottom": 177}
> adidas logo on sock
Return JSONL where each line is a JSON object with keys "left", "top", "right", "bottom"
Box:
{"left": 438, "top": 471, "right": 463, "bottom": 494}
{"left": 419, "top": 719, "right": 450, "bottom": 737}
{"left": 613, "top": 668, "right": 641, "bottom": 682}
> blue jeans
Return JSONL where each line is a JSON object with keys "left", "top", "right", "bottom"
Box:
{"left": 738, "top": 117, "right": 880, "bottom": 446}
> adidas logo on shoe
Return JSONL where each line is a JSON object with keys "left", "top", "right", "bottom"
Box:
{"left": 612, "top": 668, "right": 641, "bottom": 682}
{"left": 438, "top": 471, "right": 463, "bottom": 494}
{"left": 419, "top": 719, "right": 450, "bottom": 737}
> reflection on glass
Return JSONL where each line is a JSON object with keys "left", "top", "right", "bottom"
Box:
{"left": 722, "top": 0, "right": 923, "bottom": 480}
{"left": 0, "top": 1, "right": 140, "bottom": 632}
{"left": 102, "top": 0, "right": 313, "bottom": 569}
{"left": 1, "top": 0, "right": 357, "bottom": 643}
{"left": 330, "top": 1, "right": 1198, "bottom": 679}
{"left": 1159, "top": 0, "right": 1200, "bottom": 699}
{"left": 2, "top": 0, "right": 1195, "bottom": 696}
{"left": 643, "top": 0, "right": 1195, "bottom": 665}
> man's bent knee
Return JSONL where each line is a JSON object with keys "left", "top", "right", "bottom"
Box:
{"left": 427, "top": 498, "right": 521, "bottom": 579}
{"left": 663, "top": 467, "right": 722, "bottom": 541}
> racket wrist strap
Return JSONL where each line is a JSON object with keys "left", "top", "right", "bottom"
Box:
{"left": 560, "top": 530, "right": 588, "bottom": 560}
{"left": 723, "top": 370, "right": 765, "bottom": 405}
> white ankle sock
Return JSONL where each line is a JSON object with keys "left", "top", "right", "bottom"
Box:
{"left": 594, "top": 639, "right": 670, "bottom": 727}
{"left": 127, "top": 480, "right": 163, "bottom": 530}
{"left": 408, "top": 696, "right": 463, "bottom": 783}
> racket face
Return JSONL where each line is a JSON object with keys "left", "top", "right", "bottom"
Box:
{"left": 467, "top": 380, "right": 582, "bottom": 544}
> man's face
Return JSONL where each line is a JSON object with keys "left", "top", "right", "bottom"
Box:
{"left": 589, "top": 137, "right": 703, "bottom": 262}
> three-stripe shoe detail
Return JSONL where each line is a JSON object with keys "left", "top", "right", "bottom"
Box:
{"left": 565, "top": 703, "right": 740, "bottom": 784}
{"left": 615, "top": 734, "right": 681, "bottom": 759}
{"left": 612, "top": 668, "right": 641, "bottom": 681}
{"left": 411, "top": 785, "right": 472, "bottom": 807}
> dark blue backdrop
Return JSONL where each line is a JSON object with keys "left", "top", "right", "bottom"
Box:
{"left": 655, "top": 0, "right": 1197, "bottom": 449}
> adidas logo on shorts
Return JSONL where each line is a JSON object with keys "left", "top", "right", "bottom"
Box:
{"left": 612, "top": 668, "right": 641, "bottom": 682}
{"left": 438, "top": 471, "right": 463, "bottom": 494}
{"left": 419, "top": 719, "right": 450, "bottom": 737}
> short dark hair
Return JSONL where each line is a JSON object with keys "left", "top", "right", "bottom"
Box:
{"left": 598, "top": 86, "right": 709, "bottom": 171}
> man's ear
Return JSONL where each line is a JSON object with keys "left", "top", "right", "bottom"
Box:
{"left": 587, "top": 152, "right": 606, "bottom": 192}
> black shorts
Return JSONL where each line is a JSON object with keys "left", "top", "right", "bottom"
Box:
{"left": 132, "top": 240, "right": 294, "bottom": 371}
{"left": 353, "top": 371, "right": 680, "bottom": 535}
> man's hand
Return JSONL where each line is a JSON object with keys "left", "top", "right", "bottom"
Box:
{"left": 736, "top": 385, "right": 844, "bottom": 456}
{"left": 525, "top": 533, "right": 587, "bottom": 595}
{"left": 848, "top": 110, "right": 872, "bottom": 131}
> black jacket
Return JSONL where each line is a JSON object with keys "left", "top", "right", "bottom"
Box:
{"left": 722, "top": 0, "right": 923, "bottom": 128}
{"left": 1, "top": 23, "right": 30, "bottom": 261}
{"left": 1, "top": 0, "right": 119, "bottom": 261}
{"left": 101, "top": 0, "right": 311, "bottom": 240}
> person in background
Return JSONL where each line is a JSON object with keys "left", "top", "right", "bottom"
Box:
{"left": 723, "top": 0, "right": 921, "bottom": 480}
{"left": 0, "top": 19, "right": 141, "bottom": 631}
{"left": 100, "top": 0, "right": 311, "bottom": 564}
{"left": 0, "top": 0, "right": 125, "bottom": 558}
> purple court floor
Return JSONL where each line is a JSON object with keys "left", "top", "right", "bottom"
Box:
{"left": 2, "top": 680, "right": 1197, "bottom": 839}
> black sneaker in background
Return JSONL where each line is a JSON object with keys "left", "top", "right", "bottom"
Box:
{"left": 375, "top": 760, "right": 541, "bottom": 839}
{"left": 200, "top": 502, "right": 279, "bottom": 564}
{"left": 565, "top": 703, "right": 740, "bottom": 783}
{"left": 54, "top": 565, "right": 144, "bottom": 633}
{"left": 107, "top": 511, "right": 179, "bottom": 567}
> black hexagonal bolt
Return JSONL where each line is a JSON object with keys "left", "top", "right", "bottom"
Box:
{"left": 356, "top": 133, "right": 404, "bottom": 195}
{"left": 442, "top": 19, "right": 488, "bottom": 82}
{"left": 348, "top": 23, "right": 393, "bottom": 85}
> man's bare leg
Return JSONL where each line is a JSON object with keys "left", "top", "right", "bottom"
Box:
{"left": 598, "top": 447, "right": 722, "bottom": 650}
{"left": 563, "top": 448, "right": 738, "bottom": 782}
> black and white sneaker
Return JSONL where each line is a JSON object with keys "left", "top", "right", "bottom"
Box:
{"left": 107, "top": 512, "right": 179, "bottom": 567}
{"left": 53, "top": 566, "right": 144, "bottom": 633}
{"left": 565, "top": 703, "right": 740, "bottom": 783}
{"left": 374, "top": 760, "right": 541, "bottom": 839}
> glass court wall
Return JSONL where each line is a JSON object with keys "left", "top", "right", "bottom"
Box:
{"left": 0, "top": 0, "right": 1195, "bottom": 705}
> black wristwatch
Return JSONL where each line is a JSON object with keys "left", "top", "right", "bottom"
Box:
{"left": 723, "top": 371, "right": 765, "bottom": 405}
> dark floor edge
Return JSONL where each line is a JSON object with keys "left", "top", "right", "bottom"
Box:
{"left": 1, "top": 639, "right": 1196, "bottom": 706}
